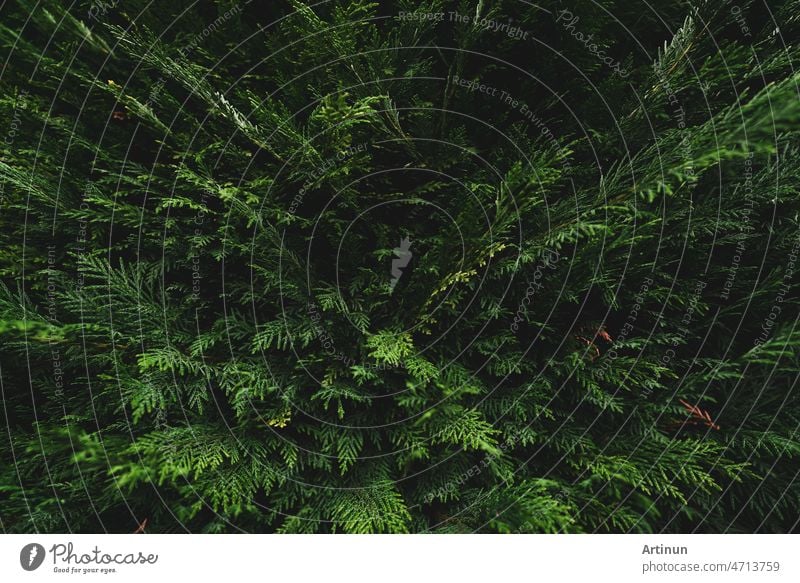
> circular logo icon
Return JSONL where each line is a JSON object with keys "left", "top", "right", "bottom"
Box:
{"left": 20, "top": 543, "right": 46, "bottom": 571}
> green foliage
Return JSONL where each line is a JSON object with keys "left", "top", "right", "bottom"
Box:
{"left": 1, "top": 0, "right": 799, "bottom": 533}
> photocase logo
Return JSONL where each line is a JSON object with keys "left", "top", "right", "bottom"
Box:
{"left": 389, "top": 236, "right": 413, "bottom": 293}
{"left": 20, "top": 543, "right": 46, "bottom": 571}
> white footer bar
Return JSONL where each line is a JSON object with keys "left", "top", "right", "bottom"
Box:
{"left": 0, "top": 534, "right": 795, "bottom": 582}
